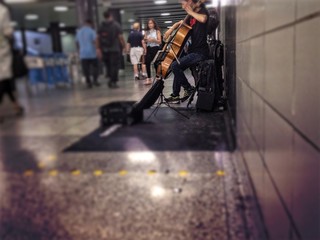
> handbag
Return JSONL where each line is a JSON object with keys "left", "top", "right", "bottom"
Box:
{"left": 126, "top": 54, "right": 131, "bottom": 63}
{"left": 12, "top": 49, "right": 28, "bottom": 78}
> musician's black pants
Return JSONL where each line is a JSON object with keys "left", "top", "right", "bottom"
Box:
{"left": 171, "top": 52, "right": 207, "bottom": 96}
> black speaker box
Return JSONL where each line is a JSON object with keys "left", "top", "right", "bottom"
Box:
{"left": 100, "top": 101, "right": 143, "bottom": 127}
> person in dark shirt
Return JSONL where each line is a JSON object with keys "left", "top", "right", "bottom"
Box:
{"left": 126, "top": 22, "right": 147, "bottom": 80}
{"left": 97, "top": 10, "right": 126, "bottom": 88}
{"left": 164, "top": 0, "right": 209, "bottom": 104}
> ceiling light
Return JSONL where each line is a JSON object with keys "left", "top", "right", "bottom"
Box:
{"left": 10, "top": 21, "right": 18, "bottom": 27}
{"left": 161, "top": 13, "right": 170, "bottom": 16}
{"left": 59, "top": 23, "right": 66, "bottom": 27}
{"left": 120, "top": 9, "right": 125, "bottom": 14}
{"left": 25, "top": 14, "right": 38, "bottom": 20}
{"left": 5, "top": 0, "right": 36, "bottom": 3}
{"left": 54, "top": 6, "right": 69, "bottom": 12}
{"left": 128, "top": 19, "right": 135, "bottom": 23}
{"left": 154, "top": 0, "right": 167, "bottom": 4}
{"left": 164, "top": 20, "right": 172, "bottom": 23}
{"left": 38, "top": 27, "right": 47, "bottom": 32}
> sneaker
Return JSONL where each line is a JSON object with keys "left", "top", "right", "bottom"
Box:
{"left": 143, "top": 78, "right": 152, "bottom": 85}
{"left": 165, "top": 94, "right": 180, "bottom": 104}
{"left": 180, "top": 86, "right": 196, "bottom": 102}
{"left": 108, "top": 82, "right": 119, "bottom": 88}
{"left": 134, "top": 76, "right": 139, "bottom": 80}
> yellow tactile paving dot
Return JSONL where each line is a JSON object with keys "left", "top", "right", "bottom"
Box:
{"left": 71, "top": 170, "right": 81, "bottom": 176}
{"left": 216, "top": 170, "right": 226, "bottom": 176}
{"left": 49, "top": 170, "right": 59, "bottom": 177}
{"left": 37, "top": 162, "right": 46, "bottom": 169}
{"left": 178, "top": 170, "right": 189, "bottom": 177}
{"left": 118, "top": 170, "right": 128, "bottom": 176}
{"left": 93, "top": 170, "right": 103, "bottom": 176}
{"left": 23, "top": 170, "right": 34, "bottom": 177}
{"left": 147, "top": 170, "right": 157, "bottom": 175}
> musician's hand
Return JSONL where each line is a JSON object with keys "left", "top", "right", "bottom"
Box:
{"left": 164, "top": 31, "right": 170, "bottom": 41}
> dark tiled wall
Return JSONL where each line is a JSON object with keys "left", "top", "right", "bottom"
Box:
{"left": 220, "top": 0, "right": 320, "bottom": 239}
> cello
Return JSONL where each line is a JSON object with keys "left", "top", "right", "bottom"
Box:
{"left": 155, "top": 0, "right": 207, "bottom": 79}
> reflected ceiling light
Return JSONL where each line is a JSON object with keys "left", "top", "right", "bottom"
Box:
{"left": 5, "top": 0, "right": 36, "bottom": 3}
{"left": 38, "top": 27, "right": 47, "bottom": 32}
{"left": 60, "top": 31, "right": 67, "bottom": 36}
{"left": 154, "top": 0, "right": 167, "bottom": 4}
{"left": 161, "top": 13, "right": 170, "bottom": 16}
{"left": 25, "top": 14, "right": 38, "bottom": 20}
{"left": 59, "top": 23, "right": 66, "bottom": 27}
{"left": 128, "top": 152, "right": 155, "bottom": 163}
{"left": 54, "top": 6, "right": 69, "bottom": 12}
{"left": 164, "top": 20, "right": 172, "bottom": 23}
{"left": 151, "top": 186, "right": 166, "bottom": 198}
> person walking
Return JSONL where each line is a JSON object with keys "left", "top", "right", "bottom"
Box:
{"left": 0, "top": 0, "right": 24, "bottom": 122}
{"left": 143, "top": 18, "right": 162, "bottom": 85}
{"left": 98, "top": 10, "right": 126, "bottom": 88}
{"left": 126, "top": 22, "right": 147, "bottom": 80}
{"left": 76, "top": 19, "right": 100, "bottom": 88}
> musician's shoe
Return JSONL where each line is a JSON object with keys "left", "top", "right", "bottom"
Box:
{"left": 180, "top": 86, "right": 196, "bottom": 102}
{"left": 165, "top": 94, "right": 180, "bottom": 104}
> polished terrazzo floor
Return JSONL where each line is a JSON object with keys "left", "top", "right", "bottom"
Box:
{"left": 0, "top": 70, "right": 264, "bottom": 240}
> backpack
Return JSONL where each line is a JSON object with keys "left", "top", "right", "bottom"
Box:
{"left": 207, "top": 9, "right": 219, "bottom": 36}
{"left": 99, "top": 21, "right": 116, "bottom": 51}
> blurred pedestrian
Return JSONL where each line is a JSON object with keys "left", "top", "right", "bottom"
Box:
{"left": 143, "top": 18, "right": 162, "bottom": 85}
{"left": 0, "top": 0, "right": 24, "bottom": 121}
{"left": 126, "top": 22, "right": 147, "bottom": 80}
{"left": 76, "top": 19, "right": 100, "bottom": 88}
{"left": 98, "top": 10, "right": 126, "bottom": 88}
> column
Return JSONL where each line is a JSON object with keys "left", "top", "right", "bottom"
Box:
{"left": 75, "top": 0, "right": 99, "bottom": 29}
{"left": 50, "top": 22, "right": 62, "bottom": 52}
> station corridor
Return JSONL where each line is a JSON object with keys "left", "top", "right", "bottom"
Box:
{"left": 1, "top": 73, "right": 262, "bottom": 240}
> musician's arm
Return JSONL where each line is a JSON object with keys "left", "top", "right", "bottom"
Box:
{"left": 189, "top": 12, "right": 207, "bottom": 23}
{"left": 182, "top": 2, "right": 208, "bottom": 23}
{"left": 163, "top": 20, "right": 183, "bottom": 41}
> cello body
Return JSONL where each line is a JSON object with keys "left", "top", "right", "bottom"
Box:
{"left": 158, "top": 23, "right": 192, "bottom": 79}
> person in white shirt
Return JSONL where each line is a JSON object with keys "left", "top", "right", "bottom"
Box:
{"left": 143, "top": 18, "right": 162, "bottom": 85}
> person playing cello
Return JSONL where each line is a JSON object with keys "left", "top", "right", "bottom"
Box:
{"left": 164, "top": 0, "right": 209, "bottom": 104}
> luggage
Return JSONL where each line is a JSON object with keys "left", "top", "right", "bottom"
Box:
{"left": 100, "top": 101, "right": 143, "bottom": 127}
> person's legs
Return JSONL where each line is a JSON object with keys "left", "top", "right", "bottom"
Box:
{"left": 145, "top": 49, "right": 152, "bottom": 78}
{"left": 166, "top": 53, "right": 206, "bottom": 103}
{"left": 171, "top": 53, "right": 206, "bottom": 94}
{"left": 0, "top": 79, "right": 24, "bottom": 115}
{"left": 108, "top": 52, "right": 120, "bottom": 88}
{"left": 81, "top": 59, "right": 92, "bottom": 88}
{"left": 130, "top": 48, "right": 139, "bottom": 79}
{"left": 90, "top": 59, "right": 100, "bottom": 86}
